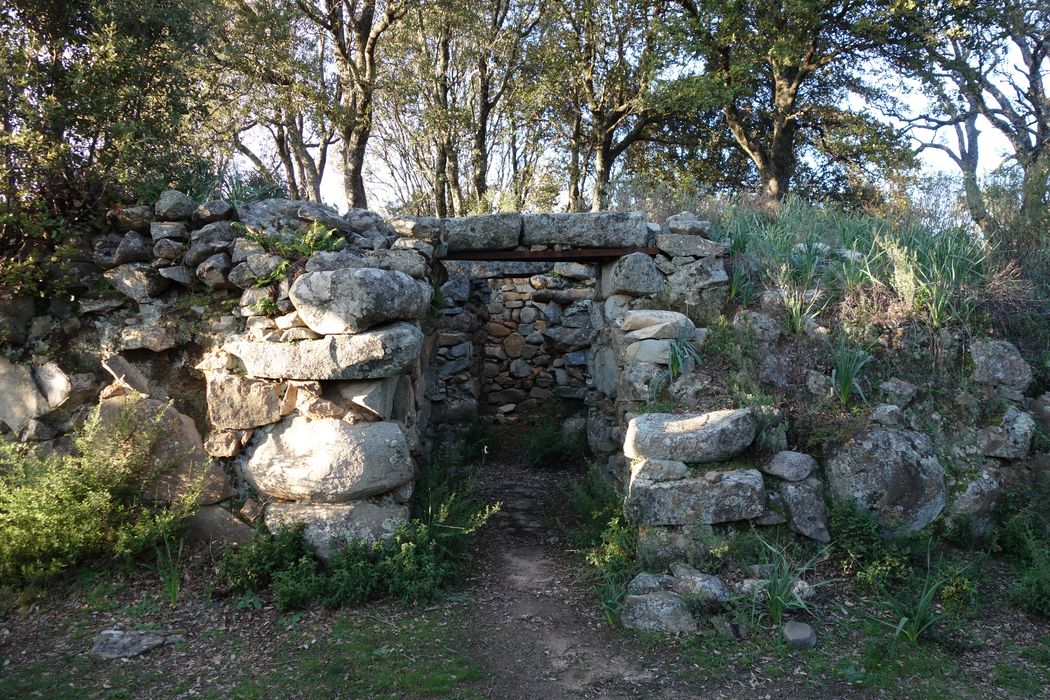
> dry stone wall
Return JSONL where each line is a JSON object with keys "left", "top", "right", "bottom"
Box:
{"left": 2, "top": 190, "right": 1043, "bottom": 610}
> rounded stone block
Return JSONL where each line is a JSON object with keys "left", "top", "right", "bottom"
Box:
{"left": 245, "top": 417, "right": 414, "bottom": 502}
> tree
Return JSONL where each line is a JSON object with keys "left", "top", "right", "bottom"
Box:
{"left": 672, "top": 0, "right": 922, "bottom": 201}
{"left": 212, "top": 0, "right": 339, "bottom": 202}
{"left": 903, "top": 0, "right": 1048, "bottom": 243}
{"left": 553, "top": 0, "right": 666, "bottom": 211}
{"left": 0, "top": 0, "right": 215, "bottom": 292}
{"left": 293, "top": 0, "right": 412, "bottom": 209}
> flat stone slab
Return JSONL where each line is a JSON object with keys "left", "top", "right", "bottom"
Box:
{"left": 445, "top": 213, "right": 521, "bottom": 252}
{"left": 621, "top": 591, "right": 697, "bottom": 632}
{"left": 224, "top": 322, "right": 422, "bottom": 380}
{"left": 624, "top": 409, "right": 757, "bottom": 463}
{"left": 521, "top": 212, "right": 649, "bottom": 248}
{"left": 91, "top": 629, "right": 184, "bottom": 659}
{"left": 625, "top": 468, "right": 766, "bottom": 525}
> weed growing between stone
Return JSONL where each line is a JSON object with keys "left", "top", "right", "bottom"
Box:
{"left": 0, "top": 397, "right": 196, "bottom": 601}
{"left": 240, "top": 220, "right": 346, "bottom": 261}
{"left": 217, "top": 441, "right": 499, "bottom": 611}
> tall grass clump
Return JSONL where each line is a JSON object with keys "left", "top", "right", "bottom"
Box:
{"left": 711, "top": 195, "right": 999, "bottom": 333}
{"left": 830, "top": 340, "right": 871, "bottom": 404}
{"left": 0, "top": 397, "right": 196, "bottom": 591}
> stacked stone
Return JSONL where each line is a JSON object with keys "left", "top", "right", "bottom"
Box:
{"left": 481, "top": 264, "right": 595, "bottom": 420}
{"left": 194, "top": 215, "right": 440, "bottom": 559}
{"left": 583, "top": 212, "right": 731, "bottom": 484}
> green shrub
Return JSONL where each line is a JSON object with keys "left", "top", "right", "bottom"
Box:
{"left": 219, "top": 434, "right": 498, "bottom": 611}
{"left": 829, "top": 499, "right": 887, "bottom": 565}
{"left": 0, "top": 398, "right": 196, "bottom": 588}
{"left": 566, "top": 466, "right": 639, "bottom": 623}
{"left": 243, "top": 221, "right": 346, "bottom": 261}
{"left": 939, "top": 573, "right": 977, "bottom": 617}
{"left": 218, "top": 524, "right": 314, "bottom": 593}
{"left": 522, "top": 403, "right": 589, "bottom": 468}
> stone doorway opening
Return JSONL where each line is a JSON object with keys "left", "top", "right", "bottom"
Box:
{"left": 432, "top": 259, "right": 597, "bottom": 425}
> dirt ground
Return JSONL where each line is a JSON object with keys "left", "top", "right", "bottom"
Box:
{"left": 2, "top": 431, "right": 1050, "bottom": 699}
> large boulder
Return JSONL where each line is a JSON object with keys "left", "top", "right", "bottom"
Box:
{"left": 624, "top": 409, "right": 757, "bottom": 463}
{"left": 600, "top": 253, "right": 663, "bottom": 297}
{"left": 244, "top": 417, "right": 414, "bottom": 502}
{"left": 825, "top": 428, "right": 946, "bottom": 532}
{"left": 445, "top": 213, "right": 521, "bottom": 252}
{"left": 224, "top": 321, "right": 422, "bottom": 380}
{"left": 265, "top": 501, "right": 409, "bottom": 560}
{"left": 206, "top": 373, "right": 289, "bottom": 430}
{"left": 970, "top": 339, "right": 1033, "bottom": 400}
{"left": 306, "top": 249, "right": 429, "bottom": 279}
{"left": 97, "top": 395, "right": 227, "bottom": 505}
{"left": 664, "top": 258, "right": 728, "bottom": 307}
{"left": 235, "top": 199, "right": 303, "bottom": 233}
{"left": 103, "top": 263, "right": 170, "bottom": 303}
{"left": 976, "top": 407, "right": 1036, "bottom": 460}
{"left": 521, "top": 211, "right": 649, "bottom": 248}
{"left": 289, "top": 268, "right": 430, "bottom": 334}
{"left": 620, "top": 591, "right": 697, "bottom": 632}
{"left": 625, "top": 468, "right": 766, "bottom": 525}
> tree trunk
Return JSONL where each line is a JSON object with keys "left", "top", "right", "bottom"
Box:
{"left": 591, "top": 138, "right": 612, "bottom": 212}
{"left": 472, "top": 100, "right": 491, "bottom": 210}
{"left": 567, "top": 112, "right": 583, "bottom": 212}
{"left": 274, "top": 122, "right": 301, "bottom": 200}
{"left": 434, "top": 141, "right": 448, "bottom": 218}
{"left": 341, "top": 106, "right": 371, "bottom": 210}
{"left": 447, "top": 144, "right": 466, "bottom": 216}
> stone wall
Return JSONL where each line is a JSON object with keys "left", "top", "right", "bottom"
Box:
{"left": 3, "top": 192, "right": 1042, "bottom": 592}
{"left": 0, "top": 193, "right": 681, "bottom": 555}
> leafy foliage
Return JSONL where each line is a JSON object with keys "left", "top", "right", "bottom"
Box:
{"left": 0, "top": 397, "right": 197, "bottom": 589}
{"left": 567, "top": 466, "right": 640, "bottom": 623}
{"left": 219, "top": 436, "right": 498, "bottom": 611}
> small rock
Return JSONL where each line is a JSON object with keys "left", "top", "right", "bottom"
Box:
{"left": 154, "top": 190, "right": 196, "bottom": 221}
{"left": 627, "top": 572, "right": 674, "bottom": 595}
{"left": 668, "top": 562, "right": 730, "bottom": 605}
{"left": 762, "top": 451, "right": 817, "bottom": 481}
{"left": 91, "top": 629, "right": 183, "bottom": 659}
{"left": 871, "top": 403, "right": 904, "bottom": 426}
{"left": 880, "top": 377, "right": 918, "bottom": 406}
{"left": 781, "top": 621, "right": 817, "bottom": 649}
{"left": 621, "top": 591, "right": 697, "bottom": 633}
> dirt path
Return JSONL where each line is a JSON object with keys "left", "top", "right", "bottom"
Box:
{"left": 455, "top": 433, "right": 692, "bottom": 699}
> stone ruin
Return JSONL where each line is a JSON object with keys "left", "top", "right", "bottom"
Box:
{"left": 1, "top": 191, "right": 1044, "bottom": 593}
